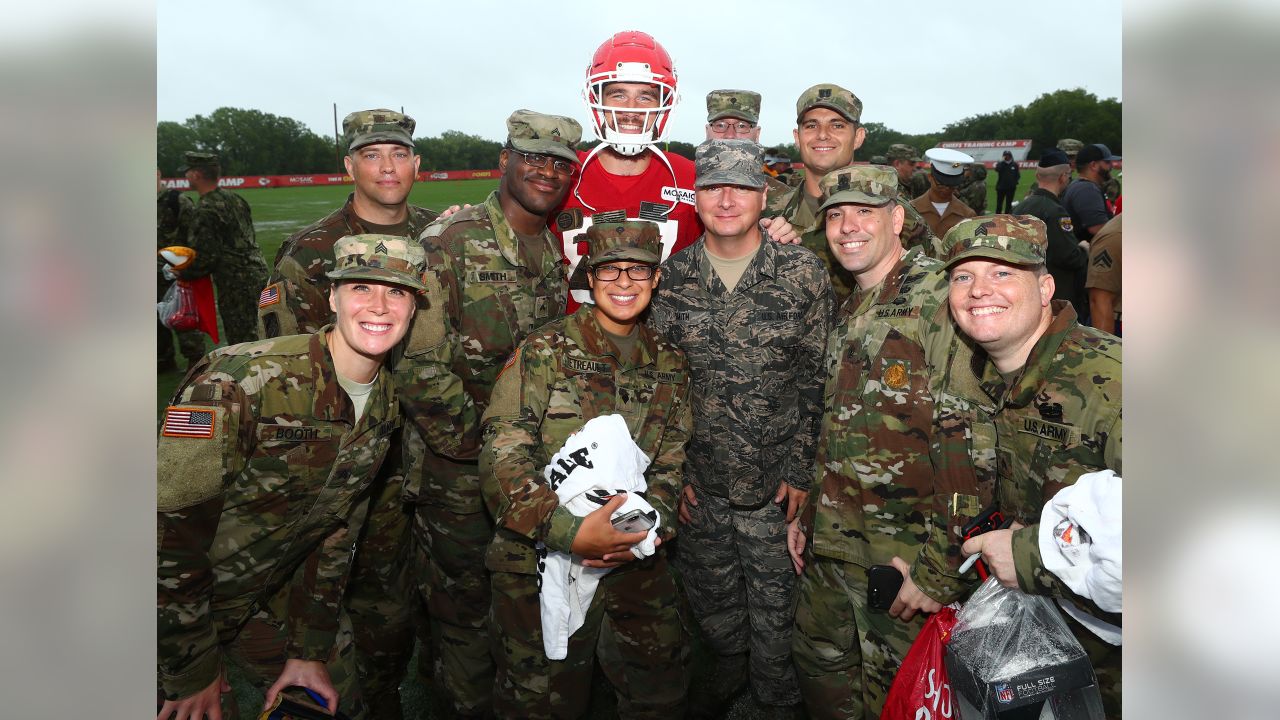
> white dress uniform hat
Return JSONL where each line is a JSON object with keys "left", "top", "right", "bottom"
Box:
{"left": 925, "top": 147, "right": 975, "bottom": 187}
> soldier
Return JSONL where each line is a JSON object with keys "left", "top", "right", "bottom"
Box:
{"left": 178, "top": 151, "right": 269, "bottom": 346}
{"left": 480, "top": 220, "right": 692, "bottom": 719}
{"left": 648, "top": 140, "right": 832, "bottom": 719}
{"left": 157, "top": 167, "right": 201, "bottom": 371}
{"left": 886, "top": 143, "right": 930, "bottom": 201}
{"left": 764, "top": 84, "right": 941, "bottom": 272}
{"left": 942, "top": 215, "right": 1123, "bottom": 718}
{"left": 258, "top": 109, "right": 442, "bottom": 339}
{"left": 705, "top": 89, "right": 793, "bottom": 201}
{"left": 910, "top": 147, "right": 977, "bottom": 239}
{"left": 789, "top": 165, "right": 973, "bottom": 719}
{"left": 256, "top": 108, "right": 450, "bottom": 719}
{"left": 411, "top": 109, "right": 581, "bottom": 717}
{"left": 959, "top": 163, "right": 989, "bottom": 216}
{"left": 1019, "top": 148, "right": 1090, "bottom": 319}
{"left": 1086, "top": 213, "right": 1123, "bottom": 335}
{"left": 157, "top": 236, "right": 471, "bottom": 720}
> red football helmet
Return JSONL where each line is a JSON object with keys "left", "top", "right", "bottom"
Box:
{"left": 583, "top": 31, "right": 679, "bottom": 156}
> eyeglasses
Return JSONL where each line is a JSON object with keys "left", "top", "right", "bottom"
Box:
{"left": 590, "top": 264, "right": 656, "bottom": 281}
{"left": 513, "top": 150, "right": 575, "bottom": 175}
{"left": 709, "top": 120, "right": 756, "bottom": 134}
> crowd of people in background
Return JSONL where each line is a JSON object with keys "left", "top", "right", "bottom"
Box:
{"left": 158, "top": 29, "right": 1122, "bottom": 720}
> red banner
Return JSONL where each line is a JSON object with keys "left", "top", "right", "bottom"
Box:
{"left": 160, "top": 169, "right": 500, "bottom": 191}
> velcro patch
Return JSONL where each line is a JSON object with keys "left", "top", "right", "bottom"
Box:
{"left": 258, "top": 282, "right": 282, "bottom": 308}
{"left": 257, "top": 424, "right": 333, "bottom": 442}
{"left": 163, "top": 406, "right": 216, "bottom": 438}
{"left": 563, "top": 356, "right": 611, "bottom": 375}
{"left": 1018, "top": 417, "right": 1079, "bottom": 445}
{"left": 875, "top": 305, "right": 919, "bottom": 319}
{"left": 644, "top": 370, "right": 685, "bottom": 385}
{"left": 755, "top": 310, "right": 804, "bottom": 322}
{"left": 467, "top": 270, "right": 517, "bottom": 284}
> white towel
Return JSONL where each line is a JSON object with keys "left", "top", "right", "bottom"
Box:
{"left": 1039, "top": 470, "right": 1122, "bottom": 645}
{"left": 538, "top": 414, "right": 660, "bottom": 660}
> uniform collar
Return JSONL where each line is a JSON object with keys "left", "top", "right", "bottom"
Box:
{"left": 845, "top": 245, "right": 917, "bottom": 317}
{"left": 310, "top": 326, "right": 394, "bottom": 426}
{"left": 977, "top": 300, "right": 1079, "bottom": 409}
{"left": 567, "top": 305, "right": 657, "bottom": 371}
{"left": 693, "top": 235, "right": 776, "bottom": 294}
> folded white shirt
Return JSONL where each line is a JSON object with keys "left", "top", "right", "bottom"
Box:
{"left": 538, "top": 414, "right": 660, "bottom": 660}
{"left": 1039, "top": 470, "right": 1122, "bottom": 644}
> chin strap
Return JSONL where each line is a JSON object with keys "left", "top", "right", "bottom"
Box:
{"left": 572, "top": 144, "right": 679, "bottom": 219}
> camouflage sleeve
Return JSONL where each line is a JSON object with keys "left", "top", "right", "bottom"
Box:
{"left": 787, "top": 276, "right": 833, "bottom": 491}
{"left": 156, "top": 374, "right": 254, "bottom": 700}
{"left": 392, "top": 270, "right": 479, "bottom": 461}
{"left": 478, "top": 340, "right": 583, "bottom": 553}
{"left": 911, "top": 300, "right": 982, "bottom": 603}
{"left": 647, "top": 360, "right": 693, "bottom": 541}
{"left": 645, "top": 287, "right": 675, "bottom": 343}
{"left": 284, "top": 491, "right": 371, "bottom": 661}
{"left": 260, "top": 236, "right": 343, "bottom": 338}
{"left": 182, "top": 203, "right": 222, "bottom": 280}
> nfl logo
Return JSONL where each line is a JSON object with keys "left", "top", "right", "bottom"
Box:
{"left": 996, "top": 684, "right": 1014, "bottom": 704}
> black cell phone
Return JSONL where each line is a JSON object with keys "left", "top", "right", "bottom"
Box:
{"left": 866, "top": 564, "right": 904, "bottom": 611}
{"left": 611, "top": 509, "right": 656, "bottom": 534}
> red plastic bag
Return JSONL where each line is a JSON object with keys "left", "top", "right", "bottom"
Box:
{"left": 881, "top": 607, "right": 959, "bottom": 720}
{"left": 159, "top": 280, "right": 200, "bottom": 332}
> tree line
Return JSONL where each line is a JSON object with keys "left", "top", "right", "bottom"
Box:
{"left": 158, "top": 89, "right": 1120, "bottom": 176}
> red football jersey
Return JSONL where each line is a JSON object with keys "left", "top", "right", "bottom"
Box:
{"left": 551, "top": 148, "right": 703, "bottom": 312}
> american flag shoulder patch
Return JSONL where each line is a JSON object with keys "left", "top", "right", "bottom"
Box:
{"left": 258, "top": 282, "right": 282, "bottom": 308}
{"left": 163, "top": 405, "right": 216, "bottom": 438}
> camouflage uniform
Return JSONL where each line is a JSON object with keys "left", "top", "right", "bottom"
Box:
{"left": 959, "top": 164, "right": 989, "bottom": 215}
{"left": 158, "top": 187, "right": 204, "bottom": 366}
{"left": 644, "top": 139, "right": 830, "bottom": 710}
{"left": 479, "top": 222, "right": 692, "bottom": 719}
{"left": 401, "top": 110, "right": 580, "bottom": 717}
{"left": 792, "top": 167, "right": 972, "bottom": 720}
{"left": 181, "top": 152, "right": 270, "bottom": 346}
{"left": 254, "top": 110, "right": 446, "bottom": 720}
{"left": 939, "top": 217, "right": 1123, "bottom": 717}
{"left": 156, "top": 236, "right": 452, "bottom": 719}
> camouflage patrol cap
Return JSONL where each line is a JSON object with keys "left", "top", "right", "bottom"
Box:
{"left": 583, "top": 221, "right": 662, "bottom": 267}
{"left": 943, "top": 215, "right": 1048, "bottom": 270}
{"left": 694, "top": 139, "right": 767, "bottom": 189}
{"left": 795, "top": 83, "right": 862, "bottom": 123}
{"left": 706, "top": 89, "right": 761, "bottom": 123}
{"left": 886, "top": 144, "right": 920, "bottom": 162}
{"left": 343, "top": 109, "right": 416, "bottom": 152}
{"left": 178, "top": 151, "right": 218, "bottom": 173}
{"left": 1056, "top": 138, "right": 1084, "bottom": 156}
{"left": 326, "top": 234, "right": 428, "bottom": 292}
{"left": 869, "top": 155, "right": 888, "bottom": 165}
{"left": 506, "top": 109, "right": 583, "bottom": 165}
{"left": 818, "top": 164, "right": 898, "bottom": 211}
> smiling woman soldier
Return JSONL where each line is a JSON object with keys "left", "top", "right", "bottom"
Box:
{"left": 480, "top": 220, "right": 693, "bottom": 719}
{"left": 156, "top": 235, "right": 474, "bottom": 720}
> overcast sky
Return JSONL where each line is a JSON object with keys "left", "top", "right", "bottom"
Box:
{"left": 158, "top": 0, "right": 1121, "bottom": 148}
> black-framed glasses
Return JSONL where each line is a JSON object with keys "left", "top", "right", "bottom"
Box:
{"left": 709, "top": 120, "right": 755, "bottom": 134}
{"left": 590, "top": 264, "right": 656, "bottom": 281}
{"left": 513, "top": 150, "right": 575, "bottom": 175}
